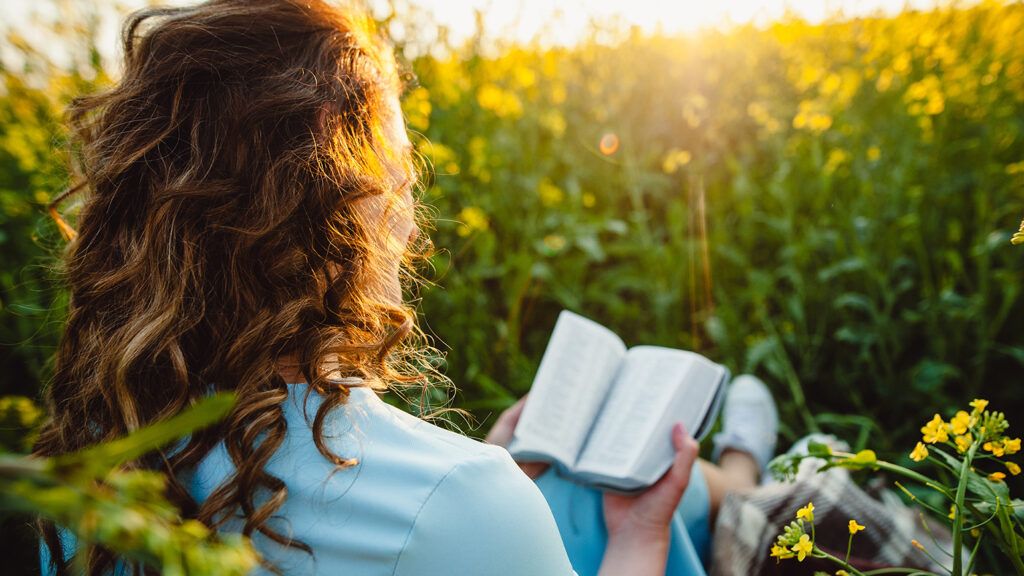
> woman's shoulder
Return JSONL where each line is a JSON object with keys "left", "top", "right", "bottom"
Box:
{"left": 341, "top": 392, "right": 575, "bottom": 575}
{"left": 187, "top": 386, "right": 575, "bottom": 575}
{"left": 192, "top": 386, "right": 509, "bottom": 490}
{"left": 304, "top": 386, "right": 519, "bottom": 476}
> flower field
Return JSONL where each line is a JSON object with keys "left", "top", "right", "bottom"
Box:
{"left": 403, "top": 1, "right": 1024, "bottom": 454}
{"left": 1, "top": 1, "right": 1023, "bottom": 453}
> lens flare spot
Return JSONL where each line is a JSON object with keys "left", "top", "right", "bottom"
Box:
{"left": 599, "top": 133, "right": 620, "bottom": 155}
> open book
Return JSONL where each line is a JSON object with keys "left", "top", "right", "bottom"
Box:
{"left": 508, "top": 310, "right": 729, "bottom": 493}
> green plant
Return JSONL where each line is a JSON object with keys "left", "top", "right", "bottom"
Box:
{"left": 769, "top": 399, "right": 1024, "bottom": 575}
{"left": 0, "top": 393, "right": 258, "bottom": 576}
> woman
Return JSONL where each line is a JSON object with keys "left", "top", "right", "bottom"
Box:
{"left": 37, "top": 1, "right": 777, "bottom": 574}
{"left": 36, "top": 1, "right": 701, "bottom": 574}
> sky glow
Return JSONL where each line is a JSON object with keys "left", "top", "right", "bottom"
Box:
{"left": 2, "top": 0, "right": 954, "bottom": 66}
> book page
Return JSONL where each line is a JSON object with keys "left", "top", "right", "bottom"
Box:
{"left": 574, "top": 347, "right": 691, "bottom": 475}
{"left": 508, "top": 311, "right": 627, "bottom": 466}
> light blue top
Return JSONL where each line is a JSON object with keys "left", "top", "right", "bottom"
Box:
{"left": 43, "top": 385, "right": 711, "bottom": 575}
{"left": 184, "top": 386, "right": 577, "bottom": 575}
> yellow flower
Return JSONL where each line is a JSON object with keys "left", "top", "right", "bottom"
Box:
{"left": 456, "top": 206, "right": 489, "bottom": 237}
{"left": 948, "top": 504, "right": 956, "bottom": 520}
{"left": 876, "top": 68, "right": 894, "bottom": 92}
{"left": 402, "top": 86, "right": 432, "bottom": 131}
{"left": 969, "top": 398, "right": 989, "bottom": 414}
{"left": 848, "top": 520, "right": 865, "bottom": 535}
{"left": 911, "top": 539, "right": 926, "bottom": 552}
{"left": 824, "top": 149, "right": 850, "bottom": 175}
{"left": 836, "top": 571, "right": 851, "bottom": 576}
{"left": 808, "top": 113, "right": 833, "bottom": 133}
{"left": 662, "top": 149, "right": 693, "bottom": 174}
{"left": 950, "top": 411, "right": 972, "bottom": 435}
{"left": 910, "top": 442, "right": 929, "bottom": 462}
{"left": 796, "top": 502, "right": 815, "bottom": 523}
{"left": 866, "top": 146, "right": 881, "bottom": 162}
{"left": 955, "top": 433, "right": 973, "bottom": 454}
{"left": 537, "top": 179, "right": 564, "bottom": 207}
{"left": 791, "top": 534, "right": 814, "bottom": 562}
{"left": 989, "top": 471, "right": 1007, "bottom": 482}
{"left": 1006, "top": 461, "right": 1021, "bottom": 476}
{"left": 770, "top": 543, "right": 795, "bottom": 561}
{"left": 476, "top": 84, "right": 523, "bottom": 118}
{"left": 984, "top": 441, "right": 1006, "bottom": 457}
{"left": 1004, "top": 438, "right": 1021, "bottom": 455}
{"left": 921, "top": 414, "right": 949, "bottom": 444}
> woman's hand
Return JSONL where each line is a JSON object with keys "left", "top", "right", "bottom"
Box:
{"left": 484, "top": 396, "right": 550, "bottom": 479}
{"left": 598, "top": 424, "right": 700, "bottom": 576}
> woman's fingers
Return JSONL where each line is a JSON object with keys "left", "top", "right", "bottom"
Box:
{"left": 484, "top": 395, "right": 549, "bottom": 479}
{"left": 602, "top": 424, "right": 700, "bottom": 538}
{"left": 631, "top": 424, "right": 699, "bottom": 526}
{"left": 500, "top": 395, "right": 529, "bottom": 428}
{"left": 649, "top": 423, "right": 698, "bottom": 502}
{"left": 666, "top": 423, "right": 700, "bottom": 497}
{"left": 484, "top": 395, "right": 529, "bottom": 447}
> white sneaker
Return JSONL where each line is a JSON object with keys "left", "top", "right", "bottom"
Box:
{"left": 711, "top": 374, "right": 779, "bottom": 472}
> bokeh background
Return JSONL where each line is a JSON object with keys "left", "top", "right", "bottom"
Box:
{"left": 1, "top": 0, "right": 1023, "bottom": 572}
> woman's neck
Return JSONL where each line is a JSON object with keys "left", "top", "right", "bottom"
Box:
{"left": 276, "top": 354, "right": 307, "bottom": 384}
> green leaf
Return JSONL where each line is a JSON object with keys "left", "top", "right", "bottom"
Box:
{"left": 1012, "top": 499, "right": 1024, "bottom": 523}
{"left": 807, "top": 440, "right": 833, "bottom": 458}
{"left": 930, "top": 446, "right": 1011, "bottom": 502}
{"left": 836, "top": 449, "right": 878, "bottom": 469}
{"left": 58, "top": 393, "right": 235, "bottom": 477}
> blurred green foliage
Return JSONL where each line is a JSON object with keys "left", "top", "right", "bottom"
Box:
{"left": 405, "top": 3, "right": 1024, "bottom": 453}
{"left": 0, "top": 6, "right": 106, "bottom": 402}
{"left": 0, "top": 396, "right": 44, "bottom": 452}
{"left": 0, "top": 1, "right": 1021, "bottom": 450}
{"left": 0, "top": 393, "right": 258, "bottom": 576}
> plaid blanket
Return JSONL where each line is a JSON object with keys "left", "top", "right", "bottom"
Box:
{"left": 710, "top": 457, "right": 953, "bottom": 576}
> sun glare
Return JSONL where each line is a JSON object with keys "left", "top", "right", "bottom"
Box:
{"left": 420, "top": 0, "right": 948, "bottom": 44}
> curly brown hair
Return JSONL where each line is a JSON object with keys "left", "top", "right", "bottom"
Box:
{"left": 34, "top": 1, "right": 432, "bottom": 573}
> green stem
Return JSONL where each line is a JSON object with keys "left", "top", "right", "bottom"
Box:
{"left": 830, "top": 452, "right": 953, "bottom": 498}
{"left": 815, "top": 548, "right": 865, "bottom": 576}
{"left": 965, "top": 532, "right": 982, "bottom": 575}
{"left": 860, "top": 565, "right": 937, "bottom": 569}
{"left": 950, "top": 443, "right": 977, "bottom": 576}
{"left": 893, "top": 481, "right": 951, "bottom": 520}
{"left": 761, "top": 315, "right": 819, "bottom": 433}
{"left": 814, "top": 548, "right": 943, "bottom": 576}
{"left": 965, "top": 500, "right": 1024, "bottom": 576}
